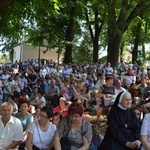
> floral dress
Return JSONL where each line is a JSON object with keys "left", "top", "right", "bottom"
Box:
{"left": 58, "top": 117, "right": 92, "bottom": 150}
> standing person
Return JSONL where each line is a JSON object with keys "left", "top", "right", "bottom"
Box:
{"left": 26, "top": 106, "right": 61, "bottom": 150}
{"left": 14, "top": 101, "right": 33, "bottom": 138}
{"left": 99, "top": 92, "right": 141, "bottom": 150}
{"left": 58, "top": 102, "right": 92, "bottom": 150}
{"left": 96, "top": 76, "right": 116, "bottom": 125}
{"left": 0, "top": 102, "right": 24, "bottom": 149}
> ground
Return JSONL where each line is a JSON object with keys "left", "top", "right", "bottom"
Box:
{"left": 89, "top": 109, "right": 108, "bottom": 136}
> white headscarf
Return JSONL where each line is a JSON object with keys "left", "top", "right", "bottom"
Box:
{"left": 117, "top": 91, "right": 131, "bottom": 110}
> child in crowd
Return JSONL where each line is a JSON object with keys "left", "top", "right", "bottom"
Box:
{"left": 32, "top": 106, "right": 41, "bottom": 121}
{"left": 52, "top": 112, "right": 62, "bottom": 127}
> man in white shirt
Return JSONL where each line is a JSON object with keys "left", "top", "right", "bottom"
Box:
{"left": 105, "top": 62, "right": 113, "bottom": 76}
{"left": 39, "top": 66, "right": 47, "bottom": 78}
{"left": 115, "top": 79, "right": 126, "bottom": 95}
{"left": 0, "top": 102, "right": 24, "bottom": 149}
{"left": 123, "top": 67, "right": 136, "bottom": 86}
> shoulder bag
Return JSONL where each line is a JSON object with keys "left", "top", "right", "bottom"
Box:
{"left": 60, "top": 117, "right": 71, "bottom": 150}
{"left": 18, "top": 122, "right": 43, "bottom": 150}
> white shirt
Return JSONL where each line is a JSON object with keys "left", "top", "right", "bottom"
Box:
{"left": 0, "top": 116, "right": 24, "bottom": 149}
{"left": 115, "top": 87, "right": 126, "bottom": 95}
{"left": 123, "top": 74, "right": 136, "bottom": 85}
{"left": 141, "top": 113, "right": 150, "bottom": 150}
{"left": 13, "top": 68, "right": 19, "bottom": 74}
{"left": 30, "top": 96, "right": 46, "bottom": 108}
{"left": 39, "top": 69, "right": 47, "bottom": 78}
{"left": 105, "top": 67, "right": 113, "bottom": 75}
{"left": 45, "top": 66, "right": 50, "bottom": 74}
{"left": 1, "top": 74, "right": 10, "bottom": 81}
{"left": 28, "top": 121, "right": 57, "bottom": 149}
{"left": 3, "top": 81, "right": 14, "bottom": 94}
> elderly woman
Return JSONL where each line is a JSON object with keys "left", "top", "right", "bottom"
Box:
{"left": 58, "top": 102, "right": 92, "bottom": 150}
{"left": 99, "top": 91, "right": 141, "bottom": 150}
{"left": 26, "top": 106, "right": 61, "bottom": 150}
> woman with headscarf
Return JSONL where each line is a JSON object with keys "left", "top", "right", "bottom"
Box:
{"left": 99, "top": 91, "right": 141, "bottom": 150}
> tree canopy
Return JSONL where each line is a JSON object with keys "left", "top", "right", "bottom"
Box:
{"left": 0, "top": 0, "right": 150, "bottom": 67}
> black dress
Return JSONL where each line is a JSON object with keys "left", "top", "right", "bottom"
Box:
{"left": 99, "top": 106, "right": 141, "bottom": 150}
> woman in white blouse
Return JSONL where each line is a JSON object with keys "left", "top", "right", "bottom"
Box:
{"left": 26, "top": 106, "right": 61, "bottom": 150}
{"left": 141, "top": 113, "right": 150, "bottom": 150}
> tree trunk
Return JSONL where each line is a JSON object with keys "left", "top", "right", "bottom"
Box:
{"left": 142, "top": 20, "right": 148, "bottom": 59}
{"left": 106, "top": 0, "right": 148, "bottom": 68}
{"left": 64, "top": 44, "right": 73, "bottom": 63}
{"left": 132, "top": 22, "right": 142, "bottom": 63}
{"left": 93, "top": 38, "right": 99, "bottom": 62}
{"left": 142, "top": 44, "right": 145, "bottom": 59}
{"left": 0, "top": 0, "right": 13, "bottom": 11}
{"left": 107, "top": 34, "right": 123, "bottom": 68}
{"left": 85, "top": 9, "right": 103, "bottom": 63}
{"left": 63, "top": 1, "right": 76, "bottom": 64}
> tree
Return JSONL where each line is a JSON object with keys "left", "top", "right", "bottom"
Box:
{"left": 107, "top": 0, "right": 150, "bottom": 67}
{"left": 132, "top": 15, "right": 143, "bottom": 63}
{"left": 85, "top": 1, "right": 105, "bottom": 62}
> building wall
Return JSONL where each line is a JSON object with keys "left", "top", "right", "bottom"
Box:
{"left": 13, "top": 44, "right": 64, "bottom": 63}
{"left": 13, "top": 45, "right": 21, "bottom": 63}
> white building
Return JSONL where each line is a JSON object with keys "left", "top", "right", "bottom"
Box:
{"left": 13, "top": 44, "right": 64, "bottom": 63}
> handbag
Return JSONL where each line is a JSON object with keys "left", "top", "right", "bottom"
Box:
{"left": 18, "top": 141, "right": 26, "bottom": 150}
{"left": 18, "top": 122, "right": 43, "bottom": 150}
{"left": 103, "top": 94, "right": 116, "bottom": 107}
{"left": 60, "top": 117, "right": 71, "bottom": 150}
{"left": 18, "top": 141, "right": 40, "bottom": 150}
{"left": 60, "top": 137, "right": 71, "bottom": 150}
{"left": 32, "top": 144, "right": 41, "bottom": 150}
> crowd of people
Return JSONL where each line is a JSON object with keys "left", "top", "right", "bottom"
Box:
{"left": 0, "top": 59, "right": 150, "bottom": 149}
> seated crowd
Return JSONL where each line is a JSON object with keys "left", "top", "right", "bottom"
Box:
{"left": 0, "top": 59, "right": 150, "bottom": 149}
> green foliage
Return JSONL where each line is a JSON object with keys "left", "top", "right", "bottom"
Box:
{"left": 0, "top": 0, "right": 150, "bottom": 64}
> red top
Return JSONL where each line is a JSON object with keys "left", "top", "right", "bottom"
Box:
{"left": 53, "top": 106, "right": 68, "bottom": 117}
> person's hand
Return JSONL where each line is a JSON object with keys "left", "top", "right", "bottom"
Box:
{"left": 134, "top": 140, "right": 141, "bottom": 149}
{"left": 125, "top": 142, "right": 138, "bottom": 149}
{"left": 97, "top": 92, "right": 103, "bottom": 97}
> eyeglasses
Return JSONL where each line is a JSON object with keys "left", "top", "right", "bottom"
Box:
{"left": 40, "top": 114, "right": 48, "bottom": 118}
{"left": 123, "top": 99, "right": 133, "bottom": 102}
